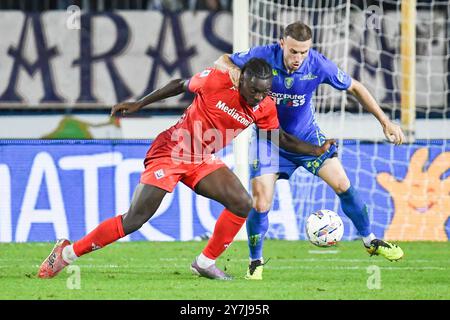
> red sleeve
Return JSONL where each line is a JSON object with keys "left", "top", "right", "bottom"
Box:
{"left": 255, "top": 98, "right": 279, "bottom": 130}
{"left": 187, "top": 68, "right": 215, "bottom": 94}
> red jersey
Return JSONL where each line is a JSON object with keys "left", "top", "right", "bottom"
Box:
{"left": 147, "top": 68, "right": 279, "bottom": 163}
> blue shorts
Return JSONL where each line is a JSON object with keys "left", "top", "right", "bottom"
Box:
{"left": 249, "top": 126, "right": 338, "bottom": 179}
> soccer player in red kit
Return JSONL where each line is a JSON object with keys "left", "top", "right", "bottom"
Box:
{"left": 38, "top": 58, "right": 335, "bottom": 280}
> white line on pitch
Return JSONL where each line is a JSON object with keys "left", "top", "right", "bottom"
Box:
{"left": 265, "top": 266, "right": 447, "bottom": 271}
{"left": 1, "top": 258, "right": 447, "bottom": 265}
{"left": 5, "top": 264, "right": 442, "bottom": 273}
{"left": 159, "top": 257, "right": 447, "bottom": 263}
{"left": 308, "top": 250, "right": 339, "bottom": 254}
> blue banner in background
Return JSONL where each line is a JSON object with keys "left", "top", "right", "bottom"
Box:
{"left": 285, "top": 140, "right": 450, "bottom": 242}
{"left": 0, "top": 140, "right": 449, "bottom": 242}
{"left": 0, "top": 140, "right": 229, "bottom": 243}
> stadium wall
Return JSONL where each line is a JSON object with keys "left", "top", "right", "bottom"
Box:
{"left": 0, "top": 10, "right": 447, "bottom": 111}
{"left": 0, "top": 139, "right": 448, "bottom": 243}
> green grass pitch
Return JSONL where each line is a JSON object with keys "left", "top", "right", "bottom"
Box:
{"left": 1, "top": 240, "right": 449, "bottom": 300}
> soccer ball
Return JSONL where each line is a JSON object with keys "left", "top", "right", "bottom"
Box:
{"left": 306, "top": 209, "right": 344, "bottom": 247}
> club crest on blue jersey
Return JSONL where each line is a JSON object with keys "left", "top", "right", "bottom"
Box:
{"left": 284, "top": 77, "right": 294, "bottom": 89}
{"left": 228, "top": 44, "right": 352, "bottom": 132}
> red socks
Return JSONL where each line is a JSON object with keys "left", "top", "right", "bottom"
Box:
{"left": 71, "top": 210, "right": 245, "bottom": 261}
{"left": 202, "top": 209, "right": 246, "bottom": 260}
{"left": 73, "top": 215, "right": 125, "bottom": 257}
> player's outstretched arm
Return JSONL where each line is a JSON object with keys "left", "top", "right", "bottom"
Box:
{"left": 268, "top": 129, "right": 336, "bottom": 157}
{"left": 347, "top": 78, "right": 405, "bottom": 145}
{"left": 214, "top": 54, "right": 241, "bottom": 87}
{"left": 110, "top": 79, "right": 188, "bottom": 116}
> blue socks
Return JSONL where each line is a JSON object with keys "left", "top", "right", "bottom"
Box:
{"left": 338, "top": 185, "right": 371, "bottom": 237}
{"left": 246, "top": 185, "right": 371, "bottom": 258}
{"left": 246, "top": 208, "right": 269, "bottom": 260}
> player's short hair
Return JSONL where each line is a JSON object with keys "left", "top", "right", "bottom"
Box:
{"left": 241, "top": 58, "right": 272, "bottom": 81}
{"left": 283, "top": 22, "right": 312, "bottom": 41}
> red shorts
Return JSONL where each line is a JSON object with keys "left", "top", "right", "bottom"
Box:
{"left": 140, "top": 153, "right": 226, "bottom": 193}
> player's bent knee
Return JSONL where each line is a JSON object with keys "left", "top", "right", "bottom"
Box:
{"left": 254, "top": 198, "right": 272, "bottom": 213}
{"left": 252, "top": 187, "right": 275, "bottom": 212}
{"left": 122, "top": 219, "right": 144, "bottom": 235}
{"left": 228, "top": 193, "right": 253, "bottom": 218}
{"left": 335, "top": 178, "right": 351, "bottom": 194}
{"left": 121, "top": 211, "right": 150, "bottom": 234}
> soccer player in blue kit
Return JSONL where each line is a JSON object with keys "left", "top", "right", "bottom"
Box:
{"left": 215, "top": 22, "right": 405, "bottom": 280}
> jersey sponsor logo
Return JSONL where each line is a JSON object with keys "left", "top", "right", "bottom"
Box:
{"left": 284, "top": 77, "right": 294, "bottom": 89}
{"left": 269, "top": 92, "right": 306, "bottom": 107}
{"left": 215, "top": 101, "right": 253, "bottom": 126}
{"left": 154, "top": 169, "right": 165, "bottom": 179}
{"left": 300, "top": 72, "right": 318, "bottom": 80}
{"left": 199, "top": 69, "right": 211, "bottom": 78}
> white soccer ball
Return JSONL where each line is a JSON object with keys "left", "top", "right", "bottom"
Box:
{"left": 306, "top": 209, "right": 344, "bottom": 247}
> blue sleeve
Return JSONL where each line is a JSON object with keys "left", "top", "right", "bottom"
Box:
{"left": 229, "top": 45, "right": 272, "bottom": 68}
{"left": 319, "top": 54, "right": 352, "bottom": 90}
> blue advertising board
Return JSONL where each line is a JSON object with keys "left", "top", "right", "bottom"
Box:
{"left": 0, "top": 140, "right": 448, "bottom": 242}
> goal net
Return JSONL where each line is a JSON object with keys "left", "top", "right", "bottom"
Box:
{"left": 243, "top": 0, "right": 449, "bottom": 241}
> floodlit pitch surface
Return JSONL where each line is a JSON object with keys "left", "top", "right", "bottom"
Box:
{"left": 1, "top": 241, "right": 449, "bottom": 300}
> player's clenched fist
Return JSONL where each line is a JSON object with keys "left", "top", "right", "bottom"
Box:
{"left": 318, "top": 139, "right": 337, "bottom": 155}
{"left": 110, "top": 101, "right": 142, "bottom": 117}
{"left": 383, "top": 121, "right": 405, "bottom": 145}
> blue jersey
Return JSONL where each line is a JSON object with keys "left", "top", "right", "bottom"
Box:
{"left": 230, "top": 43, "right": 352, "bottom": 140}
